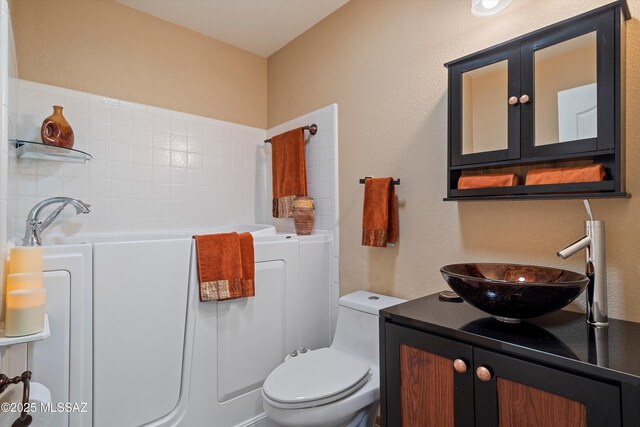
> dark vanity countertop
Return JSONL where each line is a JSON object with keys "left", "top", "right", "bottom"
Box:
{"left": 381, "top": 293, "right": 640, "bottom": 387}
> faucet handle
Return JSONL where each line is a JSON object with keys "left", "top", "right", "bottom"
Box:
{"left": 583, "top": 199, "right": 594, "bottom": 221}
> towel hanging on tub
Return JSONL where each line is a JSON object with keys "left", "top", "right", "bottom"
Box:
{"left": 271, "top": 127, "right": 308, "bottom": 218}
{"left": 193, "top": 232, "right": 254, "bottom": 301}
{"left": 362, "top": 177, "right": 399, "bottom": 248}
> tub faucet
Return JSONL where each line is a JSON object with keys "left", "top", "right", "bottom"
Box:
{"left": 557, "top": 200, "right": 607, "bottom": 327}
{"left": 22, "top": 197, "right": 91, "bottom": 246}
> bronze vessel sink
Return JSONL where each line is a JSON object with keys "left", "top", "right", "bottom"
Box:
{"left": 440, "top": 263, "right": 589, "bottom": 323}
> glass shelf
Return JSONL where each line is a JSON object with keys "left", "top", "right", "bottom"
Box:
{"left": 13, "top": 140, "right": 93, "bottom": 164}
{"left": 0, "top": 315, "right": 50, "bottom": 347}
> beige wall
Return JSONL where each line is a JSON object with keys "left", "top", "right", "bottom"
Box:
{"left": 9, "top": 0, "right": 267, "bottom": 128}
{"left": 268, "top": 0, "right": 640, "bottom": 322}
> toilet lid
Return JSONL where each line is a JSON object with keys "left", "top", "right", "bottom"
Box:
{"left": 263, "top": 348, "right": 371, "bottom": 408}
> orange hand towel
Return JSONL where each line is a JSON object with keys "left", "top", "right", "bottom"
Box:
{"left": 271, "top": 128, "right": 308, "bottom": 218}
{"left": 238, "top": 232, "right": 255, "bottom": 298}
{"left": 525, "top": 164, "right": 605, "bottom": 185}
{"left": 457, "top": 174, "right": 518, "bottom": 189}
{"left": 193, "top": 232, "right": 255, "bottom": 301}
{"left": 362, "top": 177, "right": 399, "bottom": 247}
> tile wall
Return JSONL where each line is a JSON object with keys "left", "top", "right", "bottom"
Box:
{"left": 8, "top": 80, "right": 265, "bottom": 240}
{"left": 265, "top": 104, "right": 340, "bottom": 333}
{"left": 0, "top": 0, "right": 14, "bottom": 249}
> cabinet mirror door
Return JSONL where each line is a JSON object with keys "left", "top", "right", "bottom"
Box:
{"left": 521, "top": 12, "right": 615, "bottom": 158}
{"left": 450, "top": 48, "right": 520, "bottom": 166}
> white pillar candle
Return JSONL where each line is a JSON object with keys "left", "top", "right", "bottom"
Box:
{"left": 9, "top": 247, "right": 44, "bottom": 274}
{"left": 6, "top": 272, "right": 44, "bottom": 293}
{"left": 4, "top": 288, "right": 46, "bottom": 337}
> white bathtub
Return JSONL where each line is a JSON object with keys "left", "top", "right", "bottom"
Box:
{"left": 32, "top": 225, "right": 332, "bottom": 427}
{"left": 42, "top": 224, "right": 277, "bottom": 245}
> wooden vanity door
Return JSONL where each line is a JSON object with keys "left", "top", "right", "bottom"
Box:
{"left": 383, "top": 323, "right": 474, "bottom": 427}
{"left": 474, "top": 348, "right": 621, "bottom": 427}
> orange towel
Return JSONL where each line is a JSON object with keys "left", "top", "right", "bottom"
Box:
{"left": 193, "top": 232, "right": 255, "bottom": 301}
{"left": 457, "top": 174, "right": 518, "bottom": 189}
{"left": 238, "top": 232, "right": 255, "bottom": 298}
{"left": 271, "top": 128, "right": 307, "bottom": 218}
{"left": 362, "top": 177, "right": 399, "bottom": 247}
{"left": 525, "top": 164, "right": 605, "bottom": 185}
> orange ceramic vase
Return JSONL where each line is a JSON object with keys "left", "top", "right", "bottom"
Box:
{"left": 41, "top": 105, "right": 74, "bottom": 149}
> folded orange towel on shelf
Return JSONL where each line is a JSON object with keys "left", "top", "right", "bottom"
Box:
{"left": 457, "top": 173, "right": 518, "bottom": 190}
{"left": 362, "top": 177, "right": 398, "bottom": 248}
{"left": 271, "top": 127, "right": 307, "bottom": 218}
{"left": 525, "top": 164, "right": 605, "bottom": 185}
{"left": 193, "top": 232, "right": 255, "bottom": 301}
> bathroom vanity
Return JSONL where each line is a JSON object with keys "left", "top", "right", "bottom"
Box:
{"left": 379, "top": 294, "right": 640, "bottom": 426}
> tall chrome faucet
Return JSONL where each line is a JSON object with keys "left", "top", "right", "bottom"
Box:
{"left": 22, "top": 197, "right": 91, "bottom": 246}
{"left": 557, "top": 200, "right": 607, "bottom": 327}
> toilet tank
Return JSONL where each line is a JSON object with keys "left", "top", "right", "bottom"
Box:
{"left": 330, "top": 291, "right": 406, "bottom": 366}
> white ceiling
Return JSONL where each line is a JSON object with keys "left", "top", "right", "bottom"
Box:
{"left": 116, "top": 0, "right": 349, "bottom": 57}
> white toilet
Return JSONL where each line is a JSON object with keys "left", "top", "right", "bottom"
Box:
{"left": 262, "top": 291, "right": 406, "bottom": 427}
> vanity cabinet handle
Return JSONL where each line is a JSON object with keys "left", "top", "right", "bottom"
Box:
{"left": 476, "top": 366, "right": 492, "bottom": 382}
{"left": 519, "top": 94, "right": 531, "bottom": 104}
{"left": 508, "top": 96, "right": 519, "bottom": 106}
{"left": 453, "top": 359, "right": 467, "bottom": 373}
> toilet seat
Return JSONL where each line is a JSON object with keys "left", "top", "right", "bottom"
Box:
{"left": 263, "top": 348, "right": 371, "bottom": 410}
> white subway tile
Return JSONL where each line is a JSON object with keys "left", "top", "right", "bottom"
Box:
{"left": 90, "top": 141, "right": 111, "bottom": 161}
{"left": 111, "top": 162, "right": 133, "bottom": 181}
{"left": 171, "top": 151, "right": 187, "bottom": 168}
{"left": 187, "top": 137, "right": 205, "bottom": 154}
{"left": 152, "top": 149, "right": 171, "bottom": 167}
{"left": 152, "top": 131, "right": 171, "bottom": 149}
{"left": 152, "top": 113, "right": 171, "bottom": 134}
{"left": 111, "top": 106, "right": 132, "bottom": 127}
{"left": 89, "top": 179, "right": 112, "bottom": 198}
{"left": 90, "top": 122, "right": 111, "bottom": 143}
{"left": 89, "top": 160, "right": 111, "bottom": 179}
{"left": 63, "top": 177, "right": 89, "bottom": 198}
{"left": 36, "top": 161, "right": 63, "bottom": 177}
{"left": 36, "top": 175, "right": 64, "bottom": 197}
{"left": 171, "top": 167, "right": 188, "bottom": 184}
{"left": 63, "top": 96, "right": 89, "bottom": 121}
{"left": 132, "top": 128, "right": 152, "bottom": 147}
{"left": 111, "top": 143, "right": 132, "bottom": 163}
{"left": 111, "top": 180, "right": 132, "bottom": 199}
{"left": 151, "top": 183, "right": 171, "bottom": 200}
{"left": 132, "top": 164, "right": 152, "bottom": 182}
{"left": 187, "top": 120, "right": 204, "bottom": 138}
{"left": 170, "top": 116, "right": 188, "bottom": 136}
{"left": 171, "top": 133, "right": 187, "bottom": 152}
{"left": 132, "top": 110, "right": 152, "bottom": 130}
{"left": 152, "top": 165, "right": 171, "bottom": 183}
{"left": 111, "top": 124, "right": 131, "bottom": 145}
{"left": 88, "top": 101, "right": 111, "bottom": 124}
{"left": 187, "top": 153, "right": 203, "bottom": 170}
{"left": 132, "top": 146, "right": 152, "bottom": 164}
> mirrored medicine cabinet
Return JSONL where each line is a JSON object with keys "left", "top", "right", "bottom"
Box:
{"left": 445, "top": 0, "right": 631, "bottom": 201}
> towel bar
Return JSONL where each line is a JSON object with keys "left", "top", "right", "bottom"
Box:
{"left": 264, "top": 124, "right": 318, "bottom": 143}
{"left": 359, "top": 177, "right": 400, "bottom": 185}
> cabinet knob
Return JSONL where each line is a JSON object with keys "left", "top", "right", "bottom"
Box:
{"left": 476, "top": 366, "right": 492, "bottom": 382}
{"left": 519, "top": 94, "right": 531, "bottom": 104}
{"left": 453, "top": 359, "right": 467, "bottom": 374}
{"left": 508, "top": 96, "right": 519, "bottom": 106}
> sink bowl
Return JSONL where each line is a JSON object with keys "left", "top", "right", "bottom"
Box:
{"left": 440, "top": 263, "right": 589, "bottom": 323}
